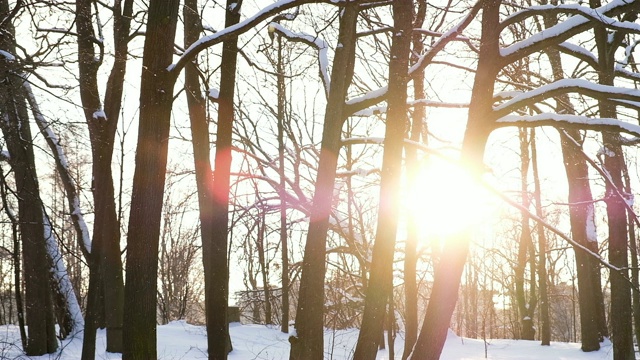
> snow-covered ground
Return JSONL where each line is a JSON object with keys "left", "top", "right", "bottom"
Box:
{"left": 0, "top": 321, "right": 616, "bottom": 359}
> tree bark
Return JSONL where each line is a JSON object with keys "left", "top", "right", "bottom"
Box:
{"left": 122, "top": 0, "right": 179, "bottom": 358}
{"left": 409, "top": 0, "right": 501, "bottom": 358}
{"left": 289, "top": 4, "right": 358, "bottom": 360}
{"left": 402, "top": 1, "right": 427, "bottom": 357}
{"left": 203, "top": 1, "right": 242, "bottom": 358}
{"left": 76, "top": 0, "right": 133, "bottom": 354}
{"left": 0, "top": 2, "right": 58, "bottom": 354}
{"left": 352, "top": 0, "right": 413, "bottom": 357}
{"left": 591, "top": 5, "right": 634, "bottom": 357}
{"left": 276, "top": 34, "right": 290, "bottom": 334}
{"left": 515, "top": 128, "right": 536, "bottom": 341}
{"left": 530, "top": 131, "right": 551, "bottom": 345}
{"left": 541, "top": 30, "right": 606, "bottom": 350}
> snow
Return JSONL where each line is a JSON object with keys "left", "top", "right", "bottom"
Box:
{"left": 494, "top": 79, "right": 640, "bottom": 117}
{"left": 170, "top": 0, "right": 341, "bottom": 73}
{"left": 501, "top": 0, "right": 636, "bottom": 57}
{"left": 586, "top": 203, "right": 597, "bottom": 243}
{"left": 269, "top": 22, "right": 330, "bottom": 97}
{"left": 0, "top": 50, "right": 15, "bottom": 61}
{"left": 43, "top": 214, "right": 85, "bottom": 334}
{"left": 92, "top": 109, "right": 106, "bottom": 120}
{"left": 23, "top": 79, "right": 93, "bottom": 255}
{"left": 496, "top": 113, "right": 640, "bottom": 138}
{"left": 0, "top": 321, "right": 616, "bottom": 359}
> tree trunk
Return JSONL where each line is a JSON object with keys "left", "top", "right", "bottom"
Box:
{"left": 289, "top": 4, "right": 358, "bottom": 360}
{"left": 0, "top": 168, "right": 27, "bottom": 350}
{"left": 76, "top": 0, "right": 133, "bottom": 354}
{"left": 530, "top": 131, "right": 551, "bottom": 345}
{"left": 122, "top": 0, "right": 179, "bottom": 358}
{"left": 204, "top": 1, "right": 242, "bottom": 358}
{"left": 258, "top": 210, "right": 272, "bottom": 325}
{"left": 352, "top": 0, "right": 413, "bottom": 358}
{"left": 402, "top": 1, "right": 427, "bottom": 357}
{"left": 0, "top": 3, "right": 58, "bottom": 353}
{"left": 276, "top": 34, "right": 290, "bottom": 334}
{"left": 515, "top": 128, "right": 536, "bottom": 341}
{"left": 409, "top": 1, "right": 501, "bottom": 358}
{"left": 541, "top": 33, "right": 605, "bottom": 350}
{"left": 591, "top": 7, "right": 634, "bottom": 357}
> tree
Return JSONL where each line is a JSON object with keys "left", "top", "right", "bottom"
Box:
{"left": 0, "top": 1, "right": 58, "bottom": 354}
{"left": 515, "top": 128, "right": 537, "bottom": 341}
{"left": 75, "top": 0, "right": 133, "bottom": 354}
{"left": 122, "top": 0, "right": 180, "bottom": 358}
{"left": 539, "top": 9, "right": 607, "bottom": 347}
{"left": 289, "top": 3, "right": 359, "bottom": 359}
{"left": 352, "top": 0, "right": 413, "bottom": 357}
{"left": 530, "top": 130, "right": 551, "bottom": 345}
{"left": 403, "top": 2, "right": 428, "bottom": 357}
{"left": 590, "top": 0, "right": 634, "bottom": 356}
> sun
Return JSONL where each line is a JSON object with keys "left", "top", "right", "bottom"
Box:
{"left": 405, "top": 156, "right": 496, "bottom": 240}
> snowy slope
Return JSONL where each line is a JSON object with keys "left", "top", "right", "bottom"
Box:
{"left": 0, "top": 321, "right": 616, "bottom": 359}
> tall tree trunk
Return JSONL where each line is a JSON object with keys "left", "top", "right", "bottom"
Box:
{"left": 0, "top": 2, "right": 58, "bottom": 354}
{"left": 258, "top": 210, "right": 272, "bottom": 325}
{"left": 0, "top": 167, "right": 26, "bottom": 349}
{"left": 353, "top": 0, "right": 413, "bottom": 358}
{"left": 624, "top": 164, "right": 640, "bottom": 350}
{"left": 122, "top": 0, "right": 179, "bottom": 358}
{"left": 205, "top": 1, "right": 242, "bottom": 358}
{"left": 530, "top": 130, "right": 551, "bottom": 345}
{"left": 409, "top": 1, "right": 501, "bottom": 358}
{"left": 542, "top": 33, "right": 605, "bottom": 351}
{"left": 289, "top": 4, "right": 358, "bottom": 360}
{"left": 276, "top": 34, "right": 290, "bottom": 334}
{"left": 515, "top": 128, "right": 536, "bottom": 340}
{"left": 23, "top": 81, "right": 85, "bottom": 339}
{"left": 182, "top": 0, "right": 221, "bottom": 354}
{"left": 402, "top": 1, "right": 427, "bottom": 357}
{"left": 76, "top": 0, "right": 133, "bottom": 354}
{"left": 591, "top": 6, "right": 634, "bottom": 357}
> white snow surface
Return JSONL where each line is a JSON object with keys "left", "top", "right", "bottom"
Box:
{"left": 1, "top": 321, "right": 616, "bottom": 359}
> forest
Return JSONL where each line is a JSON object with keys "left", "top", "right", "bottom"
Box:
{"left": 0, "top": 0, "right": 640, "bottom": 359}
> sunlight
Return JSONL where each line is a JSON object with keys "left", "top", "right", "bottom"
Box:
{"left": 406, "top": 156, "right": 495, "bottom": 239}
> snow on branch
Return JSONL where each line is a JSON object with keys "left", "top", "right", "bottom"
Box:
{"left": 557, "top": 42, "right": 597, "bottom": 66}
{"left": 335, "top": 167, "right": 379, "bottom": 177}
{"left": 269, "top": 22, "right": 330, "bottom": 98}
{"left": 352, "top": 99, "right": 468, "bottom": 117}
{"left": 170, "top": 0, "right": 343, "bottom": 76}
{"left": 410, "top": 99, "right": 469, "bottom": 108}
{"left": 23, "top": 79, "right": 92, "bottom": 258}
{"left": 341, "top": 136, "right": 384, "bottom": 146}
{"left": 557, "top": 42, "right": 640, "bottom": 83}
{"left": 502, "top": 3, "right": 640, "bottom": 35}
{"left": 0, "top": 50, "right": 15, "bottom": 61}
{"left": 501, "top": 0, "right": 638, "bottom": 62}
{"left": 495, "top": 113, "right": 640, "bottom": 138}
{"left": 493, "top": 78, "right": 640, "bottom": 118}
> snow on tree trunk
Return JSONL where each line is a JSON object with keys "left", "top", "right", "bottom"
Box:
{"left": 43, "top": 214, "right": 85, "bottom": 336}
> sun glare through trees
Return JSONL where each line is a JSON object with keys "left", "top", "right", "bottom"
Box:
{"left": 407, "top": 156, "right": 496, "bottom": 239}
{"left": 1, "top": 0, "right": 640, "bottom": 359}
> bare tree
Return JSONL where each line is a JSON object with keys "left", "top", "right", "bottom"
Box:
{"left": 353, "top": 0, "right": 413, "bottom": 357}
{"left": 122, "top": 0, "right": 180, "bottom": 358}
